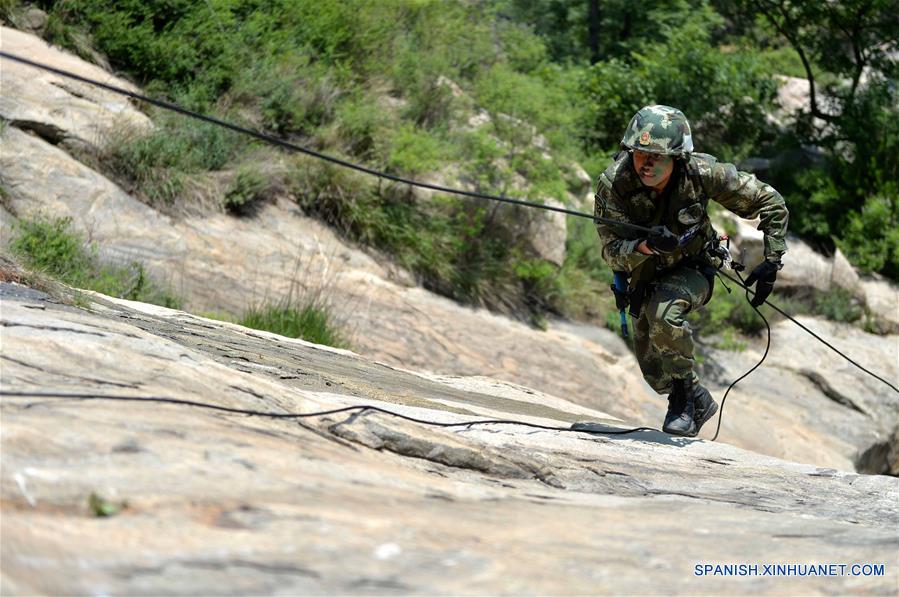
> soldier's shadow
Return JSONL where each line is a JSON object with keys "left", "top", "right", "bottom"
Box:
{"left": 570, "top": 422, "right": 703, "bottom": 447}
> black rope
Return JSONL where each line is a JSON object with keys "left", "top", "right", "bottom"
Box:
{"left": 709, "top": 270, "right": 773, "bottom": 441}
{"left": 0, "top": 391, "right": 656, "bottom": 435}
{"left": 5, "top": 50, "right": 893, "bottom": 394}
{"left": 717, "top": 270, "right": 898, "bottom": 394}
{"left": 1, "top": 51, "right": 895, "bottom": 438}
{"left": 0, "top": 51, "right": 653, "bottom": 236}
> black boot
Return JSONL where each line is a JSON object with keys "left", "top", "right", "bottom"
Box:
{"left": 691, "top": 381, "right": 719, "bottom": 434}
{"left": 663, "top": 379, "right": 696, "bottom": 436}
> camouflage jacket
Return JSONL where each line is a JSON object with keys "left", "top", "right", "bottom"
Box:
{"left": 594, "top": 152, "right": 789, "bottom": 277}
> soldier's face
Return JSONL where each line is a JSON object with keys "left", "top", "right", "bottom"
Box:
{"left": 633, "top": 151, "right": 674, "bottom": 188}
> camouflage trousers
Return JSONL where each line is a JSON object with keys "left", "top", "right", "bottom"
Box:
{"left": 633, "top": 265, "right": 712, "bottom": 394}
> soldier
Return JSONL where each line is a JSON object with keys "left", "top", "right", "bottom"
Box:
{"left": 594, "top": 105, "right": 789, "bottom": 436}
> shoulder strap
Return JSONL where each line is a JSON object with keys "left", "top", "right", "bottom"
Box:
{"left": 685, "top": 158, "right": 710, "bottom": 206}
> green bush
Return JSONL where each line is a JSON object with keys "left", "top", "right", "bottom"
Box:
{"left": 99, "top": 112, "right": 240, "bottom": 207}
{"left": 0, "top": 0, "right": 19, "bottom": 21}
{"left": 710, "top": 328, "right": 748, "bottom": 352}
{"left": 514, "top": 258, "right": 559, "bottom": 313}
{"left": 9, "top": 215, "right": 181, "bottom": 308}
{"left": 457, "top": 129, "right": 509, "bottom": 191}
{"left": 10, "top": 216, "right": 92, "bottom": 280}
{"left": 812, "top": 287, "right": 864, "bottom": 324}
{"left": 47, "top": 0, "right": 240, "bottom": 105}
{"left": 836, "top": 190, "right": 899, "bottom": 278}
{"left": 386, "top": 124, "right": 449, "bottom": 175}
{"left": 333, "top": 93, "right": 392, "bottom": 162}
{"left": 554, "top": 216, "right": 614, "bottom": 321}
{"left": 242, "top": 59, "right": 340, "bottom": 136}
{"left": 787, "top": 166, "right": 898, "bottom": 281}
{"left": 224, "top": 166, "right": 268, "bottom": 216}
{"left": 238, "top": 303, "right": 348, "bottom": 348}
{"left": 578, "top": 10, "right": 776, "bottom": 159}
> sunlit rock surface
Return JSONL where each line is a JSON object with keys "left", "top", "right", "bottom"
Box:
{"left": 1, "top": 288, "right": 897, "bottom": 595}
{"left": 1, "top": 25, "right": 898, "bottom": 477}
{"left": 0, "top": 26, "right": 152, "bottom": 147}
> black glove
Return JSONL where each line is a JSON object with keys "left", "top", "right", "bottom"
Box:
{"left": 745, "top": 259, "right": 781, "bottom": 307}
{"left": 646, "top": 225, "right": 678, "bottom": 254}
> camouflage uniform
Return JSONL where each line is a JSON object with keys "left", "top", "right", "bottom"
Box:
{"left": 594, "top": 150, "right": 789, "bottom": 393}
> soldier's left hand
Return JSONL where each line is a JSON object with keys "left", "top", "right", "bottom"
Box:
{"left": 745, "top": 259, "right": 782, "bottom": 307}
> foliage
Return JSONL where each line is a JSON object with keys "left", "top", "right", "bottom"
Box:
{"left": 88, "top": 492, "right": 126, "bottom": 517}
{"left": 0, "top": 0, "right": 19, "bottom": 20}
{"left": 735, "top": 0, "right": 897, "bottom": 129}
{"left": 224, "top": 166, "right": 268, "bottom": 216}
{"left": 555, "top": 216, "right": 614, "bottom": 321}
{"left": 10, "top": 215, "right": 92, "bottom": 279}
{"left": 97, "top": 112, "right": 240, "bottom": 207}
{"left": 837, "top": 191, "right": 899, "bottom": 277}
{"left": 497, "top": 0, "right": 717, "bottom": 65}
{"left": 233, "top": 58, "right": 342, "bottom": 137}
{"left": 578, "top": 2, "right": 777, "bottom": 160}
{"left": 29, "top": 0, "right": 899, "bottom": 333}
{"left": 723, "top": 0, "right": 899, "bottom": 279}
{"left": 785, "top": 93, "right": 899, "bottom": 277}
{"left": 710, "top": 328, "right": 748, "bottom": 352}
{"left": 238, "top": 303, "right": 349, "bottom": 348}
{"left": 691, "top": 280, "right": 872, "bottom": 348}
{"left": 9, "top": 215, "right": 181, "bottom": 308}
{"left": 812, "top": 287, "right": 864, "bottom": 324}
{"left": 386, "top": 125, "right": 450, "bottom": 175}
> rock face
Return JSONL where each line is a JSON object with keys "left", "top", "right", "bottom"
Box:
{"left": 716, "top": 211, "right": 899, "bottom": 332}
{"left": 523, "top": 197, "right": 567, "bottom": 267}
{"left": 0, "top": 27, "right": 152, "bottom": 148}
{"left": 861, "top": 275, "right": 899, "bottom": 333}
{"left": 717, "top": 213, "right": 861, "bottom": 293}
{"left": 1, "top": 25, "right": 898, "bottom": 479}
{"left": 2, "top": 286, "right": 897, "bottom": 595}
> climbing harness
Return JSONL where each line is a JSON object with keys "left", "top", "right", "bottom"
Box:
{"left": 0, "top": 52, "right": 896, "bottom": 444}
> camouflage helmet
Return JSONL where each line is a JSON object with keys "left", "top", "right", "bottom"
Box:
{"left": 621, "top": 105, "right": 693, "bottom": 158}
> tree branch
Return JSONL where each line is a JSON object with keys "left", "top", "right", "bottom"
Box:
{"left": 754, "top": 0, "right": 838, "bottom": 123}
{"left": 847, "top": 2, "right": 872, "bottom": 104}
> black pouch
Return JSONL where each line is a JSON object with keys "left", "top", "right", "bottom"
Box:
{"left": 610, "top": 284, "right": 629, "bottom": 311}
{"left": 628, "top": 282, "right": 650, "bottom": 318}
{"left": 627, "top": 259, "right": 658, "bottom": 318}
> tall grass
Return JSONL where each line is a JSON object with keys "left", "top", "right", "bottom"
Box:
{"left": 238, "top": 303, "right": 348, "bottom": 349}
{"left": 9, "top": 215, "right": 181, "bottom": 308}
{"left": 95, "top": 113, "right": 241, "bottom": 209}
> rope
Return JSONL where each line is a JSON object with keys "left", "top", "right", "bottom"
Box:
{"left": 0, "top": 391, "right": 657, "bottom": 435}
{"left": 717, "top": 270, "right": 898, "bottom": 394}
{"left": 0, "top": 51, "right": 895, "bottom": 441}
{"left": 709, "top": 270, "right": 773, "bottom": 441}
{"left": 0, "top": 51, "right": 652, "bottom": 236}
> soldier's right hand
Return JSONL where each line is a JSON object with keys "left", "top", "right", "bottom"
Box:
{"left": 646, "top": 225, "right": 678, "bottom": 254}
{"left": 745, "top": 259, "right": 781, "bottom": 307}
